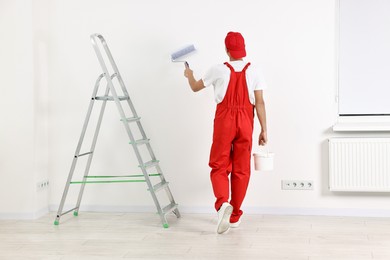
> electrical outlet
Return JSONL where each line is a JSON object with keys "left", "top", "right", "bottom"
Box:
{"left": 36, "top": 180, "right": 50, "bottom": 191}
{"left": 281, "top": 180, "right": 313, "bottom": 190}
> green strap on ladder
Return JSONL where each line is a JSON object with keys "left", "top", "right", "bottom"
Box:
{"left": 70, "top": 174, "right": 161, "bottom": 184}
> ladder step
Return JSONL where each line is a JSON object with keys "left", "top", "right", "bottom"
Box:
{"left": 94, "top": 96, "right": 129, "bottom": 101}
{"left": 121, "top": 117, "right": 141, "bottom": 123}
{"left": 148, "top": 181, "right": 169, "bottom": 192}
{"left": 140, "top": 160, "right": 159, "bottom": 169}
{"left": 129, "top": 138, "right": 150, "bottom": 145}
{"left": 162, "top": 202, "right": 178, "bottom": 215}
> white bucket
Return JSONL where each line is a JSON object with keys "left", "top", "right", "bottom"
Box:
{"left": 253, "top": 152, "right": 275, "bottom": 171}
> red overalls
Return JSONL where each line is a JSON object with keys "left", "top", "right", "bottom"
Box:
{"left": 209, "top": 62, "right": 254, "bottom": 223}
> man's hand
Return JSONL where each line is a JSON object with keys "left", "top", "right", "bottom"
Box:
{"left": 184, "top": 66, "right": 193, "bottom": 79}
{"left": 183, "top": 64, "right": 205, "bottom": 92}
{"left": 259, "top": 131, "right": 267, "bottom": 146}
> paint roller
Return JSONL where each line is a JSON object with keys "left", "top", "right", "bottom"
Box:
{"left": 171, "top": 44, "right": 196, "bottom": 68}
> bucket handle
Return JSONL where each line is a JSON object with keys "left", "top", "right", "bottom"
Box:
{"left": 259, "top": 144, "right": 269, "bottom": 157}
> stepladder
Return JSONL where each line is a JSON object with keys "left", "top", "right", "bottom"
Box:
{"left": 54, "top": 34, "right": 180, "bottom": 228}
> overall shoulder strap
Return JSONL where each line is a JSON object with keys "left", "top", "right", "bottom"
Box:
{"left": 224, "top": 62, "right": 251, "bottom": 72}
{"left": 224, "top": 62, "right": 234, "bottom": 72}
{"left": 242, "top": 62, "right": 251, "bottom": 72}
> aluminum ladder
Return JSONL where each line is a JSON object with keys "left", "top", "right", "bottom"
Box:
{"left": 54, "top": 34, "right": 180, "bottom": 228}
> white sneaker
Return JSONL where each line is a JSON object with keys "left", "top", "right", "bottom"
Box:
{"left": 230, "top": 219, "right": 241, "bottom": 228}
{"left": 217, "top": 202, "right": 233, "bottom": 234}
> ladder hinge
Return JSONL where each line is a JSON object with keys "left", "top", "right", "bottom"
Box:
{"left": 75, "top": 151, "right": 93, "bottom": 158}
{"left": 94, "top": 96, "right": 129, "bottom": 101}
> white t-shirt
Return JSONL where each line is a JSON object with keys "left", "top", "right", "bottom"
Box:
{"left": 202, "top": 60, "right": 267, "bottom": 105}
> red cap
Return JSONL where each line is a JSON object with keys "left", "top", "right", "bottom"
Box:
{"left": 225, "top": 32, "right": 246, "bottom": 59}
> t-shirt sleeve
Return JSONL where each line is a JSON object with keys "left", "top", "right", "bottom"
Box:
{"left": 253, "top": 66, "right": 268, "bottom": 91}
{"left": 251, "top": 65, "right": 267, "bottom": 91}
{"left": 202, "top": 66, "right": 216, "bottom": 88}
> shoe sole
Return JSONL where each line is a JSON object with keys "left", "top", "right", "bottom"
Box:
{"left": 217, "top": 205, "right": 233, "bottom": 234}
{"left": 230, "top": 221, "right": 240, "bottom": 228}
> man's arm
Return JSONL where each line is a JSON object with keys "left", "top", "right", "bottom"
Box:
{"left": 254, "top": 90, "right": 268, "bottom": 146}
{"left": 184, "top": 65, "right": 205, "bottom": 92}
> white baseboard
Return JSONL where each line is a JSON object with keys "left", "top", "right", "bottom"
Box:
{"left": 3, "top": 205, "right": 390, "bottom": 219}
{"left": 243, "top": 207, "right": 390, "bottom": 218}
{"left": 49, "top": 204, "right": 157, "bottom": 214}
{"left": 49, "top": 204, "right": 390, "bottom": 218}
{"left": 0, "top": 206, "right": 49, "bottom": 220}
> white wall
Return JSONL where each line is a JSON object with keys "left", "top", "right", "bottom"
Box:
{"left": 0, "top": 0, "right": 50, "bottom": 218}
{"left": 32, "top": 0, "right": 50, "bottom": 216}
{"left": 2, "top": 0, "right": 390, "bottom": 219}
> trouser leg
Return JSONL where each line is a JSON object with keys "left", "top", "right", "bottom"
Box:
{"left": 230, "top": 115, "right": 253, "bottom": 223}
{"left": 209, "top": 114, "right": 234, "bottom": 212}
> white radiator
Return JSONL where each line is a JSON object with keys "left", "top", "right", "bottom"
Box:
{"left": 329, "top": 138, "right": 390, "bottom": 192}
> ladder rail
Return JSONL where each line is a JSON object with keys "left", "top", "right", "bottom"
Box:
{"left": 91, "top": 34, "right": 160, "bottom": 164}
{"left": 74, "top": 82, "right": 111, "bottom": 213}
{"left": 91, "top": 34, "right": 142, "bottom": 129}
{"left": 55, "top": 73, "right": 105, "bottom": 222}
{"left": 90, "top": 34, "right": 166, "bottom": 219}
{"left": 155, "top": 163, "right": 179, "bottom": 217}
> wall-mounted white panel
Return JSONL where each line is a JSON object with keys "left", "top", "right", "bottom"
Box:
{"left": 338, "top": 0, "right": 390, "bottom": 115}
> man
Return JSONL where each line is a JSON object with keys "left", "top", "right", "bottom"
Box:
{"left": 184, "top": 31, "right": 268, "bottom": 234}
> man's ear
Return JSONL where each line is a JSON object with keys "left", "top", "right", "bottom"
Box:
{"left": 226, "top": 49, "right": 231, "bottom": 58}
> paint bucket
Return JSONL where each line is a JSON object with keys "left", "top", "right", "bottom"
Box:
{"left": 253, "top": 151, "right": 274, "bottom": 171}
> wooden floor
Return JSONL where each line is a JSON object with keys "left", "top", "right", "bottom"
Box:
{"left": 1, "top": 212, "right": 390, "bottom": 259}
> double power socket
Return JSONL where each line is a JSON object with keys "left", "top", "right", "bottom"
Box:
{"left": 36, "top": 180, "right": 50, "bottom": 191}
{"left": 281, "top": 180, "right": 313, "bottom": 190}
